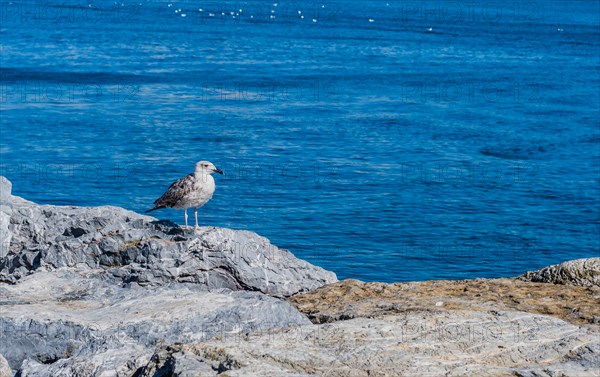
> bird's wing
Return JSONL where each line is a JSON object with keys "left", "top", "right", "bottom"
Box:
{"left": 154, "top": 174, "right": 195, "bottom": 208}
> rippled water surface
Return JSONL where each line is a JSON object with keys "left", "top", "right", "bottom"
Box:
{"left": 1, "top": 0, "right": 599, "bottom": 281}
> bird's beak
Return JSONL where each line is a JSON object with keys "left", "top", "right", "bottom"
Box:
{"left": 214, "top": 168, "right": 224, "bottom": 175}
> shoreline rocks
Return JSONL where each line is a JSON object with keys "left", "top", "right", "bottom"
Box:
{"left": 2, "top": 270, "right": 311, "bottom": 376}
{"left": 0, "top": 177, "right": 336, "bottom": 296}
{"left": 138, "top": 269, "right": 599, "bottom": 376}
{"left": 519, "top": 258, "right": 600, "bottom": 287}
{"left": 137, "top": 310, "right": 599, "bottom": 377}
{"left": 288, "top": 276, "right": 600, "bottom": 327}
{"left": 0, "top": 177, "right": 598, "bottom": 377}
{"left": 0, "top": 176, "right": 336, "bottom": 375}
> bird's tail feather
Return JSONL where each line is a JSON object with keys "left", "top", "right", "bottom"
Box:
{"left": 145, "top": 206, "right": 164, "bottom": 213}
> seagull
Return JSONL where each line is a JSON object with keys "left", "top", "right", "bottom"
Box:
{"left": 146, "top": 161, "right": 224, "bottom": 228}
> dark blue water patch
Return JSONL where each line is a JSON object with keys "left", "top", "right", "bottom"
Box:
{"left": 0, "top": 68, "right": 160, "bottom": 84}
{"left": 479, "top": 146, "right": 549, "bottom": 160}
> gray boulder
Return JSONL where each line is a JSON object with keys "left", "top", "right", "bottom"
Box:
{"left": 519, "top": 258, "right": 600, "bottom": 287}
{"left": 0, "top": 176, "right": 337, "bottom": 297}
{"left": 1, "top": 270, "right": 311, "bottom": 375}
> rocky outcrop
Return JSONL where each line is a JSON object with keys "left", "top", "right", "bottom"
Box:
{"left": 1, "top": 176, "right": 598, "bottom": 377}
{"left": 138, "top": 277, "right": 600, "bottom": 376}
{"left": 519, "top": 258, "right": 600, "bottom": 287}
{"left": 136, "top": 310, "right": 599, "bottom": 377}
{"left": 0, "top": 177, "right": 336, "bottom": 297}
{"left": 1, "top": 270, "right": 310, "bottom": 376}
{"left": 0, "top": 177, "right": 335, "bottom": 375}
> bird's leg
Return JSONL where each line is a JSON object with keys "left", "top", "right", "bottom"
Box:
{"left": 194, "top": 207, "right": 200, "bottom": 230}
{"left": 184, "top": 208, "right": 188, "bottom": 228}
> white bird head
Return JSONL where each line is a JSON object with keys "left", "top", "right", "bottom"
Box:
{"left": 195, "top": 161, "right": 224, "bottom": 176}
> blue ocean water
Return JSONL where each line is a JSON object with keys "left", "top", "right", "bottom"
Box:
{"left": 0, "top": 0, "right": 598, "bottom": 282}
